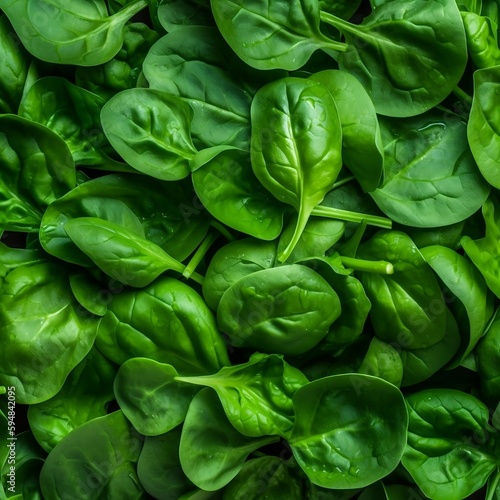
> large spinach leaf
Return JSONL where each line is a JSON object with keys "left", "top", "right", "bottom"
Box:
{"left": 0, "top": 0, "right": 148, "bottom": 66}
{"left": 371, "top": 110, "right": 490, "bottom": 227}
{"left": 250, "top": 77, "right": 343, "bottom": 262}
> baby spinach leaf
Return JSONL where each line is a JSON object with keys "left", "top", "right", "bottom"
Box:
{"left": 39, "top": 411, "right": 145, "bottom": 499}
{"left": 192, "top": 149, "right": 286, "bottom": 241}
{"left": 114, "top": 358, "right": 199, "bottom": 436}
{"left": 250, "top": 77, "right": 343, "bottom": 262}
{"left": 64, "top": 217, "right": 187, "bottom": 287}
{"left": 322, "top": 0, "right": 468, "bottom": 117}
{"left": 399, "top": 308, "right": 461, "bottom": 387}
{"left": 96, "top": 277, "right": 230, "bottom": 375}
{"left": 18, "top": 76, "right": 128, "bottom": 171}
{"left": 403, "top": 389, "right": 499, "bottom": 499}
{"left": 358, "top": 231, "right": 448, "bottom": 350}
{"left": 0, "top": 0, "right": 148, "bottom": 66}
{"left": 75, "top": 22, "right": 159, "bottom": 100}
{"left": 421, "top": 244, "right": 494, "bottom": 367}
{"left": 137, "top": 427, "right": 195, "bottom": 500}
{"left": 40, "top": 173, "right": 211, "bottom": 265}
{"left": 462, "top": 10, "right": 500, "bottom": 69}
{"left": 202, "top": 237, "right": 277, "bottom": 311}
{"left": 143, "top": 26, "right": 253, "bottom": 149}
{"left": 310, "top": 70, "right": 384, "bottom": 192}
{"left": 179, "top": 388, "right": 279, "bottom": 491}
{"left": 0, "top": 259, "right": 99, "bottom": 404}
{"left": 477, "top": 310, "right": 500, "bottom": 406}
{"left": 217, "top": 265, "right": 341, "bottom": 356}
{"left": 359, "top": 337, "right": 404, "bottom": 387}
{"left": 177, "top": 353, "right": 308, "bottom": 438}
{"left": 371, "top": 110, "right": 490, "bottom": 227}
{"left": 0, "top": 114, "right": 75, "bottom": 232}
{"left": 27, "top": 348, "right": 116, "bottom": 452}
{"left": 222, "top": 456, "right": 305, "bottom": 499}
{"left": 289, "top": 374, "right": 408, "bottom": 489}
{"left": 319, "top": 0, "right": 362, "bottom": 20}
{"left": 0, "top": 15, "right": 30, "bottom": 114}
{"left": 468, "top": 65, "right": 500, "bottom": 188}
{"left": 461, "top": 195, "right": 500, "bottom": 298}
{"left": 101, "top": 88, "right": 197, "bottom": 180}
{"left": 211, "top": 0, "right": 347, "bottom": 71}
{"left": 157, "top": 0, "right": 213, "bottom": 32}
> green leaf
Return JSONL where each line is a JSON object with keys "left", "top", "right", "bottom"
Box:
{"left": 403, "top": 389, "right": 499, "bottom": 500}
{"left": 371, "top": 110, "right": 490, "bottom": 227}
{"left": 27, "top": 348, "right": 116, "bottom": 452}
{"left": 290, "top": 374, "right": 408, "bottom": 489}
{"left": 468, "top": 65, "right": 500, "bottom": 188}
{"left": 114, "top": 358, "right": 198, "bottom": 436}
{"left": 101, "top": 88, "right": 197, "bottom": 180}
{"left": 96, "top": 277, "right": 230, "bottom": 375}
{"left": 177, "top": 353, "right": 308, "bottom": 438}
{"left": 250, "top": 77, "right": 343, "bottom": 262}
{"left": 0, "top": 0, "right": 148, "bottom": 66}
{"left": 217, "top": 265, "right": 341, "bottom": 356}
{"left": 39, "top": 411, "right": 144, "bottom": 499}
{"left": 211, "top": 0, "right": 347, "bottom": 70}
{"left": 0, "top": 115, "right": 75, "bottom": 232}
{"left": 179, "top": 388, "right": 279, "bottom": 491}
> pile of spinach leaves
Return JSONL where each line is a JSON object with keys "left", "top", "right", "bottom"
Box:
{"left": 1, "top": 0, "right": 500, "bottom": 498}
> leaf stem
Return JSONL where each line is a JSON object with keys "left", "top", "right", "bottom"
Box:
{"left": 332, "top": 176, "right": 356, "bottom": 190}
{"left": 311, "top": 205, "right": 392, "bottom": 229}
{"left": 340, "top": 256, "right": 394, "bottom": 274}
{"left": 486, "top": 470, "right": 500, "bottom": 500}
{"left": 210, "top": 220, "right": 235, "bottom": 241}
{"left": 183, "top": 231, "right": 219, "bottom": 280}
{"left": 452, "top": 86, "right": 473, "bottom": 107}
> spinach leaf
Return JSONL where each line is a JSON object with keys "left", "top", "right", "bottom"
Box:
{"left": 157, "top": 0, "right": 213, "bottom": 32}
{"left": 101, "top": 88, "right": 197, "bottom": 180}
{"left": 399, "top": 308, "right": 461, "bottom": 386}
{"left": 192, "top": 149, "right": 286, "bottom": 240}
{"left": 251, "top": 77, "right": 343, "bottom": 262}
{"left": 461, "top": 195, "right": 500, "bottom": 298}
{"left": 421, "top": 244, "right": 494, "bottom": 367}
{"left": 40, "top": 173, "right": 210, "bottom": 265}
{"left": 0, "top": 15, "right": 30, "bottom": 114}
{"left": 289, "top": 374, "right": 408, "bottom": 489}
{"left": 222, "top": 456, "right": 305, "bottom": 499}
{"left": 143, "top": 26, "right": 253, "bottom": 149}
{"left": 371, "top": 110, "right": 490, "bottom": 227}
{"left": 358, "top": 231, "right": 448, "bottom": 350}
{"left": 403, "top": 389, "right": 499, "bottom": 499}
{"left": 39, "top": 411, "right": 144, "bottom": 499}
{"left": 96, "top": 276, "right": 230, "bottom": 375}
{"left": 137, "top": 427, "right": 194, "bottom": 499}
{"left": 177, "top": 353, "right": 308, "bottom": 438}
{"left": 462, "top": 10, "right": 500, "bottom": 68}
{"left": 210, "top": 0, "right": 347, "bottom": 71}
{"left": 322, "top": 0, "right": 468, "bottom": 117}
{"left": 0, "top": 0, "right": 148, "bottom": 66}
{"left": 19, "top": 76, "right": 128, "bottom": 171}
{"left": 179, "top": 388, "right": 279, "bottom": 491}
{"left": 468, "top": 65, "right": 500, "bottom": 188}
{"left": 0, "top": 114, "right": 75, "bottom": 232}
{"left": 217, "top": 265, "right": 341, "bottom": 356}
{"left": 0, "top": 257, "right": 99, "bottom": 404}
{"left": 64, "top": 217, "right": 188, "bottom": 287}
{"left": 310, "top": 70, "right": 384, "bottom": 192}
{"left": 202, "top": 237, "right": 277, "bottom": 311}
{"left": 27, "top": 348, "right": 116, "bottom": 452}
{"left": 319, "top": 0, "right": 362, "bottom": 20}
{"left": 477, "top": 310, "right": 500, "bottom": 406}
{"left": 114, "top": 358, "right": 199, "bottom": 436}
{"left": 359, "top": 337, "right": 404, "bottom": 387}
